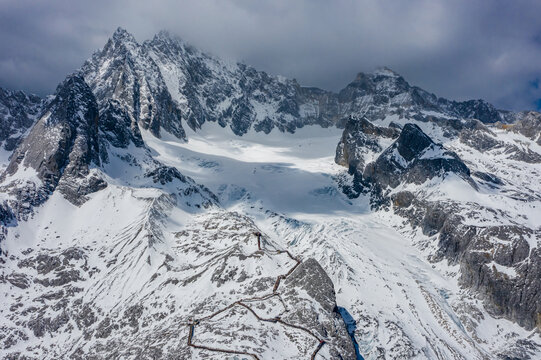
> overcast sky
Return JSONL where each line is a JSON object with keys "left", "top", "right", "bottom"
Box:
{"left": 1, "top": 0, "right": 541, "bottom": 111}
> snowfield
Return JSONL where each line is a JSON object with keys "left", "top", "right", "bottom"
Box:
{"left": 140, "top": 122, "right": 541, "bottom": 359}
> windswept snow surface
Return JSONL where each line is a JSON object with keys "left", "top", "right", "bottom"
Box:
{"left": 144, "top": 123, "right": 358, "bottom": 215}
{"left": 143, "top": 122, "right": 541, "bottom": 359}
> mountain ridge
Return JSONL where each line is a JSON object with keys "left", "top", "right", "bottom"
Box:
{"left": 1, "top": 27, "right": 535, "bottom": 155}
{"left": 80, "top": 27, "right": 541, "bottom": 142}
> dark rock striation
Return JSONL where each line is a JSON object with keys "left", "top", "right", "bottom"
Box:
{"left": 282, "top": 258, "right": 357, "bottom": 359}
{"left": 0, "top": 87, "right": 42, "bottom": 153}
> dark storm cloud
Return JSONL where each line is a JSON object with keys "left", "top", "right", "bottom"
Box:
{"left": 1, "top": 0, "right": 541, "bottom": 110}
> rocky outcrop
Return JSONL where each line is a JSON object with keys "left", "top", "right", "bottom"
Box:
{"left": 363, "top": 123, "right": 474, "bottom": 189}
{"left": 336, "top": 119, "right": 475, "bottom": 203}
{"left": 505, "top": 111, "right": 541, "bottom": 145}
{"left": 98, "top": 99, "right": 144, "bottom": 149}
{"left": 460, "top": 126, "right": 541, "bottom": 164}
{"left": 282, "top": 258, "right": 357, "bottom": 359}
{"left": 451, "top": 99, "right": 503, "bottom": 124}
{"left": 335, "top": 116, "right": 400, "bottom": 170}
{"left": 398, "top": 199, "right": 541, "bottom": 331}
{"left": 1, "top": 74, "right": 106, "bottom": 216}
{"left": 460, "top": 226, "right": 541, "bottom": 330}
{"left": 0, "top": 87, "right": 42, "bottom": 153}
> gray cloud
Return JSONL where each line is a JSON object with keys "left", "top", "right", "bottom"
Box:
{"left": 1, "top": 0, "right": 541, "bottom": 110}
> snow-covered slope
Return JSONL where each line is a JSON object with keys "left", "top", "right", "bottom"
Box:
{"left": 0, "top": 184, "right": 354, "bottom": 358}
{"left": 0, "top": 37, "right": 355, "bottom": 358}
{"left": 335, "top": 114, "right": 541, "bottom": 347}
{"left": 143, "top": 121, "right": 541, "bottom": 359}
{"left": 1, "top": 27, "right": 541, "bottom": 360}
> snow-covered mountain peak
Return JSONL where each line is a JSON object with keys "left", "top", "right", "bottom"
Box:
{"left": 97, "top": 27, "right": 142, "bottom": 63}
{"left": 110, "top": 26, "right": 138, "bottom": 44}
{"left": 371, "top": 66, "right": 402, "bottom": 78}
{"left": 151, "top": 30, "right": 190, "bottom": 50}
{"left": 1, "top": 27, "right": 541, "bottom": 360}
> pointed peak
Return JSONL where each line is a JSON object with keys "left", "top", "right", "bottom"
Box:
{"left": 151, "top": 30, "right": 186, "bottom": 47}
{"left": 152, "top": 30, "right": 178, "bottom": 45}
{"left": 371, "top": 66, "right": 401, "bottom": 78}
{"left": 55, "top": 72, "right": 86, "bottom": 91}
{"left": 350, "top": 67, "right": 402, "bottom": 84}
{"left": 148, "top": 30, "right": 203, "bottom": 57}
{"left": 395, "top": 123, "right": 434, "bottom": 161}
{"left": 400, "top": 123, "right": 432, "bottom": 139}
{"left": 111, "top": 27, "right": 137, "bottom": 44}
{"left": 50, "top": 72, "right": 94, "bottom": 111}
{"left": 113, "top": 26, "right": 128, "bottom": 36}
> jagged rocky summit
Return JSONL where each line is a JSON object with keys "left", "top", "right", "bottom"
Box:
{"left": 80, "top": 28, "right": 526, "bottom": 142}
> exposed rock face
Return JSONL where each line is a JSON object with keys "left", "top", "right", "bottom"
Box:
{"left": 0, "top": 87, "right": 42, "bottom": 153}
{"left": 282, "top": 258, "right": 357, "bottom": 359}
{"left": 1, "top": 74, "right": 106, "bottom": 218}
{"left": 82, "top": 28, "right": 185, "bottom": 141}
{"left": 335, "top": 116, "right": 400, "bottom": 170}
{"left": 460, "top": 125, "right": 541, "bottom": 164}
{"left": 98, "top": 99, "right": 144, "bottom": 149}
{"left": 400, "top": 201, "right": 541, "bottom": 331}
{"left": 506, "top": 111, "right": 541, "bottom": 145}
{"left": 364, "top": 123, "right": 474, "bottom": 190}
{"left": 5, "top": 74, "right": 100, "bottom": 178}
{"left": 336, "top": 118, "right": 475, "bottom": 204}
{"left": 460, "top": 226, "right": 541, "bottom": 330}
{"left": 451, "top": 99, "right": 503, "bottom": 124}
